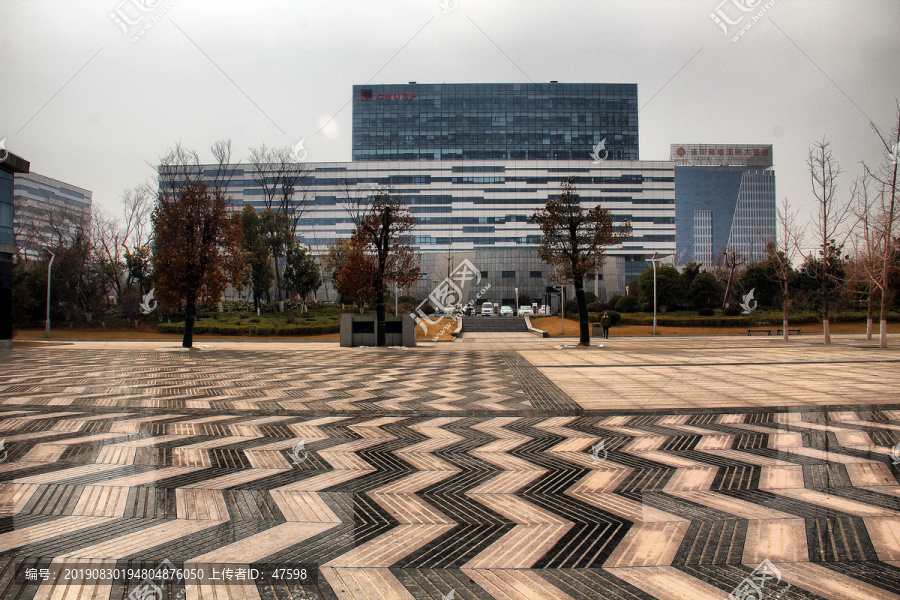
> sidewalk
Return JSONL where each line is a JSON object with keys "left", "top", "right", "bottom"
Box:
{"left": 0, "top": 335, "right": 898, "bottom": 599}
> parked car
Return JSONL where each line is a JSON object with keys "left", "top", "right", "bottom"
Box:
{"left": 500, "top": 305, "right": 514, "bottom": 316}
{"left": 481, "top": 302, "right": 495, "bottom": 316}
{"left": 518, "top": 305, "right": 534, "bottom": 317}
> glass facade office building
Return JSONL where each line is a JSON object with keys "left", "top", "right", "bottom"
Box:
{"left": 352, "top": 83, "right": 639, "bottom": 162}
{"left": 12, "top": 173, "right": 93, "bottom": 260}
{"left": 1, "top": 152, "right": 30, "bottom": 349}
{"left": 160, "top": 159, "right": 675, "bottom": 299}
{"left": 671, "top": 144, "right": 776, "bottom": 265}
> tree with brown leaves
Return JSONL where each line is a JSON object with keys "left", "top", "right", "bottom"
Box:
{"left": 335, "top": 239, "right": 377, "bottom": 310}
{"left": 341, "top": 188, "right": 420, "bottom": 346}
{"left": 532, "top": 177, "right": 631, "bottom": 346}
{"left": 152, "top": 181, "right": 244, "bottom": 348}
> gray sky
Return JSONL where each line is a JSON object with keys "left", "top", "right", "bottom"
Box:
{"left": 2, "top": 0, "right": 898, "bottom": 235}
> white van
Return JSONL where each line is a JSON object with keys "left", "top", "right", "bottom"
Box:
{"left": 481, "top": 302, "right": 494, "bottom": 316}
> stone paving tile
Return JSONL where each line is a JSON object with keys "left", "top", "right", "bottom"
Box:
{"left": 0, "top": 342, "right": 898, "bottom": 599}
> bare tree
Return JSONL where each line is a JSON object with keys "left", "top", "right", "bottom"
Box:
{"left": 90, "top": 210, "right": 126, "bottom": 300}
{"left": 246, "top": 145, "right": 314, "bottom": 303}
{"left": 767, "top": 197, "right": 802, "bottom": 341}
{"left": 156, "top": 143, "right": 202, "bottom": 203}
{"left": 847, "top": 226, "right": 878, "bottom": 340}
{"left": 855, "top": 103, "right": 900, "bottom": 347}
{"left": 88, "top": 183, "right": 157, "bottom": 304}
{"left": 12, "top": 195, "right": 38, "bottom": 260}
{"left": 45, "top": 197, "right": 87, "bottom": 251}
{"left": 247, "top": 145, "right": 282, "bottom": 211}
{"left": 721, "top": 247, "right": 745, "bottom": 308}
{"left": 274, "top": 147, "right": 314, "bottom": 237}
{"left": 801, "top": 139, "right": 854, "bottom": 344}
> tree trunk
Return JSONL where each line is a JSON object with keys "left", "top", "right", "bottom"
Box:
{"left": 374, "top": 275, "right": 386, "bottom": 347}
{"left": 274, "top": 255, "right": 284, "bottom": 302}
{"left": 822, "top": 293, "right": 831, "bottom": 345}
{"left": 880, "top": 292, "right": 889, "bottom": 349}
{"left": 183, "top": 292, "right": 196, "bottom": 349}
{"left": 376, "top": 297, "right": 386, "bottom": 346}
{"left": 574, "top": 274, "right": 590, "bottom": 346}
{"left": 782, "top": 284, "right": 789, "bottom": 342}
{"left": 866, "top": 292, "right": 873, "bottom": 341}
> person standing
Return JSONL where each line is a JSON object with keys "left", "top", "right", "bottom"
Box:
{"left": 600, "top": 312, "right": 611, "bottom": 339}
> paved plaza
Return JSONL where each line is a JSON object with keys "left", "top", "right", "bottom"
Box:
{"left": 0, "top": 334, "right": 899, "bottom": 599}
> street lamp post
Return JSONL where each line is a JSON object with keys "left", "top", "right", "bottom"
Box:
{"left": 45, "top": 251, "right": 55, "bottom": 339}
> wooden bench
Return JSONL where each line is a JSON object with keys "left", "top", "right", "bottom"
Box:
{"left": 777, "top": 328, "right": 801, "bottom": 336}
{"left": 747, "top": 329, "right": 772, "bottom": 336}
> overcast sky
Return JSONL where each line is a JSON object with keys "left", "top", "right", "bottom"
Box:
{"left": 2, "top": 0, "right": 898, "bottom": 234}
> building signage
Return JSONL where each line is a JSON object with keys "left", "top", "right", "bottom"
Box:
{"left": 360, "top": 88, "right": 416, "bottom": 101}
{"left": 670, "top": 144, "right": 773, "bottom": 167}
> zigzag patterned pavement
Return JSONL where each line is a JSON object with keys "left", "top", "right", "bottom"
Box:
{"left": 0, "top": 342, "right": 898, "bottom": 599}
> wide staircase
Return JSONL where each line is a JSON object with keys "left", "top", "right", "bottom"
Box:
{"left": 461, "top": 317, "right": 529, "bottom": 333}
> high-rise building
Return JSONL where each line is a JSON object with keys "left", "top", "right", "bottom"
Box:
{"left": 13, "top": 172, "right": 92, "bottom": 259}
{"left": 160, "top": 158, "right": 674, "bottom": 302}
{"left": 1, "top": 151, "right": 30, "bottom": 349}
{"left": 160, "top": 89, "right": 780, "bottom": 308}
{"left": 352, "top": 83, "right": 639, "bottom": 161}
{"left": 671, "top": 144, "right": 776, "bottom": 265}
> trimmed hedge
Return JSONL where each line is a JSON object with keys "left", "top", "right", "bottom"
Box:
{"left": 617, "top": 311, "right": 823, "bottom": 327}
{"left": 157, "top": 322, "right": 340, "bottom": 336}
{"left": 615, "top": 295, "right": 640, "bottom": 313}
{"left": 828, "top": 311, "right": 900, "bottom": 323}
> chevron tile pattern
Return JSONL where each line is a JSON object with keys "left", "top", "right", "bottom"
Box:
{"left": 0, "top": 346, "right": 897, "bottom": 599}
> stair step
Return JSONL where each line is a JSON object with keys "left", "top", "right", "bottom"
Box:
{"left": 461, "top": 317, "right": 529, "bottom": 332}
